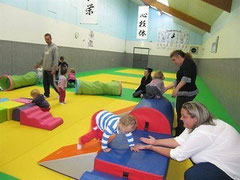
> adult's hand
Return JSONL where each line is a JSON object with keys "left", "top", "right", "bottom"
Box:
{"left": 135, "top": 144, "right": 152, "bottom": 150}
{"left": 140, "top": 135, "right": 156, "bottom": 145}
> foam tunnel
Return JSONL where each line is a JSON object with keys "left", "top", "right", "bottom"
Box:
{"left": 130, "top": 97, "right": 174, "bottom": 134}
{"left": 75, "top": 79, "right": 122, "bottom": 96}
{"left": 0, "top": 72, "right": 38, "bottom": 91}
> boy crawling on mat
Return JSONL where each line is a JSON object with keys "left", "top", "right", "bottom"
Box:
{"left": 77, "top": 110, "right": 139, "bottom": 153}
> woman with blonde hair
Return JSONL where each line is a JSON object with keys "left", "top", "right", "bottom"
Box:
{"left": 137, "top": 101, "right": 240, "bottom": 180}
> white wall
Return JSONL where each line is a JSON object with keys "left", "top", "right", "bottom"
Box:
{"left": 125, "top": 40, "right": 202, "bottom": 58}
{"left": 200, "top": 0, "right": 240, "bottom": 58}
{"left": 0, "top": 3, "right": 126, "bottom": 53}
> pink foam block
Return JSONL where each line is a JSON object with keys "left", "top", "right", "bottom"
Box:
{"left": 13, "top": 98, "right": 32, "bottom": 105}
{"left": 20, "top": 106, "right": 63, "bottom": 130}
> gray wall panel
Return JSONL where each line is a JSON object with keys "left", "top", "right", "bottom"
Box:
{"left": 198, "top": 58, "right": 240, "bottom": 125}
{"left": 0, "top": 41, "right": 12, "bottom": 74}
{"left": 0, "top": 40, "right": 125, "bottom": 76}
{"left": 12, "top": 42, "right": 35, "bottom": 74}
{"left": 124, "top": 53, "right": 179, "bottom": 73}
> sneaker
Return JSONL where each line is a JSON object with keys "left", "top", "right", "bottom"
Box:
{"left": 63, "top": 101, "right": 67, "bottom": 104}
{"left": 60, "top": 102, "right": 64, "bottom": 105}
{"left": 77, "top": 143, "right": 82, "bottom": 150}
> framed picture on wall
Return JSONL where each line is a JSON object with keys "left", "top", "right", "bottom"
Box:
{"left": 211, "top": 36, "right": 219, "bottom": 53}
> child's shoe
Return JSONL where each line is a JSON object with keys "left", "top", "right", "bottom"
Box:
{"left": 77, "top": 143, "right": 82, "bottom": 150}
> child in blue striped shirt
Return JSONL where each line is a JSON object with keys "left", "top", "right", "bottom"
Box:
{"left": 77, "top": 110, "right": 139, "bottom": 153}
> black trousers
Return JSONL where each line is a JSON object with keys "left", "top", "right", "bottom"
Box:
{"left": 133, "top": 90, "right": 142, "bottom": 98}
{"left": 175, "top": 95, "right": 196, "bottom": 136}
{"left": 43, "top": 70, "right": 59, "bottom": 97}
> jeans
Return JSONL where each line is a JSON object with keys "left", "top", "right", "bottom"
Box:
{"left": 185, "top": 162, "right": 233, "bottom": 180}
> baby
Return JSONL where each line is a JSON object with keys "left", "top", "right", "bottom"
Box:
{"left": 31, "top": 89, "right": 50, "bottom": 111}
{"left": 77, "top": 110, "right": 139, "bottom": 152}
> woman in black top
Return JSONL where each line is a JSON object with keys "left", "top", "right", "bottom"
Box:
{"left": 133, "top": 68, "right": 153, "bottom": 98}
{"left": 165, "top": 50, "right": 198, "bottom": 136}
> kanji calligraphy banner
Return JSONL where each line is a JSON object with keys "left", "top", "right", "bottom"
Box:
{"left": 80, "top": 0, "right": 98, "bottom": 24}
{"left": 136, "top": 6, "right": 149, "bottom": 40}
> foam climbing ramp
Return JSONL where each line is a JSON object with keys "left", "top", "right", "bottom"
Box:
{"left": 94, "top": 130, "right": 171, "bottom": 180}
{"left": 38, "top": 140, "right": 101, "bottom": 179}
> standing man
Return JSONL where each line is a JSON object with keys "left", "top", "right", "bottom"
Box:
{"left": 35, "top": 33, "right": 59, "bottom": 98}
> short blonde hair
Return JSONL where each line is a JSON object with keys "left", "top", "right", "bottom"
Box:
{"left": 31, "top": 89, "right": 40, "bottom": 97}
{"left": 119, "top": 114, "right": 137, "bottom": 130}
{"left": 182, "top": 101, "right": 215, "bottom": 132}
{"left": 153, "top": 70, "right": 165, "bottom": 80}
{"left": 70, "top": 68, "right": 75, "bottom": 73}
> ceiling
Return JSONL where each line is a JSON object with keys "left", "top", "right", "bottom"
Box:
{"left": 129, "top": 0, "right": 226, "bottom": 35}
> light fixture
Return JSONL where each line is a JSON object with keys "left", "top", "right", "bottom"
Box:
{"left": 157, "top": 11, "right": 162, "bottom": 16}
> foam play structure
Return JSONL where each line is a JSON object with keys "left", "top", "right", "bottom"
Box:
{"left": 0, "top": 98, "right": 63, "bottom": 130}
{"left": 0, "top": 72, "right": 38, "bottom": 91}
{"left": 20, "top": 106, "right": 63, "bottom": 130}
{"left": 75, "top": 79, "right": 122, "bottom": 96}
{"left": 39, "top": 97, "right": 174, "bottom": 179}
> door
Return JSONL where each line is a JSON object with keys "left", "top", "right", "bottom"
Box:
{"left": 132, "top": 47, "right": 150, "bottom": 69}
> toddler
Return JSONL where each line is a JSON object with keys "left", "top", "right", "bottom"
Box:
{"left": 58, "top": 67, "right": 68, "bottom": 104}
{"left": 37, "top": 65, "right": 43, "bottom": 84}
{"left": 143, "top": 70, "right": 165, "bottom": 99}
{"left": 68, "top": 68, "right": 76, "bottom": 85}
{"left": 77, "top": 110, "right": 139, "bottom": 153}
{"left": 31, "top": 89, "right": 50, "bottom": 111}
{"left": 56, "top": 56, "right": 69, "bottom": 80}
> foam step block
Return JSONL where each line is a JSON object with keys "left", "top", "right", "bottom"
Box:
{"left": 20, "top": 106, "right": 63, "bottom": 130}
{"left": 94, "top": 130, "right": 171, "bottom": 180}
{"left": 12, "top": 103, "right": 35, "bottom": 121}
{"left": 0, "top": 106, "right": 7, "bottom": 123}
{"left": 81, "top": 170, "right": 124, "bottom": 180}
{"left": 0, "top": 101, "right": 24, "bottom": 120}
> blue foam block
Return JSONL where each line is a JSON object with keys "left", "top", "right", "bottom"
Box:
{"left": 81, "top": 170, "right": 124, "bottom": 180}
{"left": 134, "top": 98, "right": 174, "bottom": 126}
{"left": 0, "top": 98, "right": 9, "bottom": 103}
{"left": 96, "top": 129, "right": 171, "bottom": 177}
